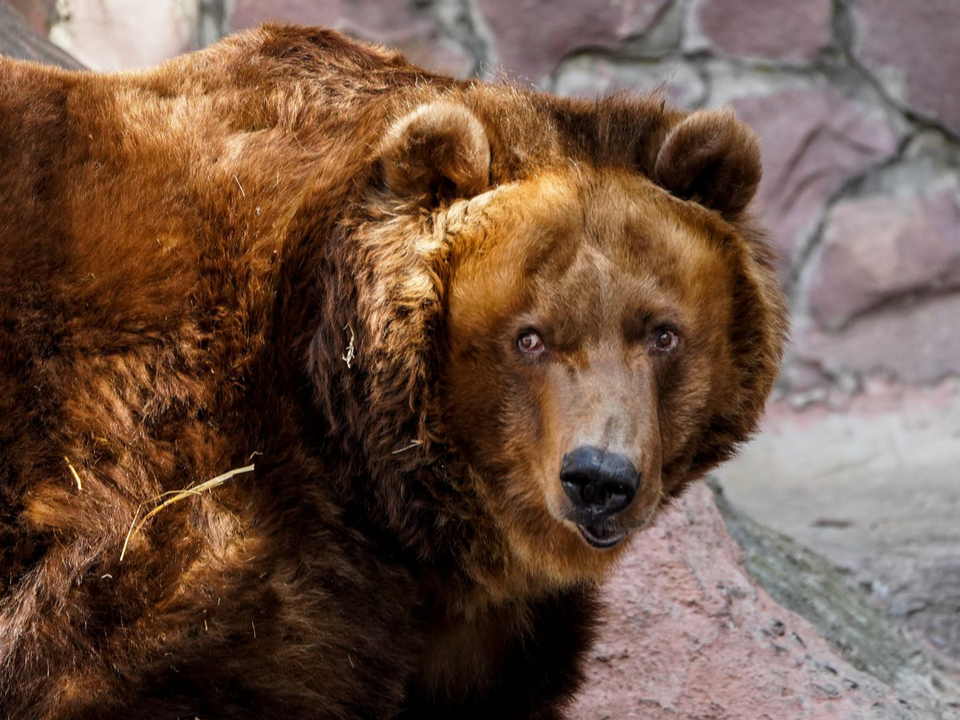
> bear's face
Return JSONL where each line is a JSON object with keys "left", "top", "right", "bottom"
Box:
{"left": 438, "top": 169, "right": 758, "bottom": 581}
{"left": 357, "top": 99, "right": 785, "bottom": 587}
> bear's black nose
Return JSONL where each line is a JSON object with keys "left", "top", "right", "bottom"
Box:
{"left": 560, "top": 446, "right": 640, "bottom": 517}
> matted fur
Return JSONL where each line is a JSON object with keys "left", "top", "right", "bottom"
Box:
{"left": 0, "top": 25, "right": 787, "bottom": 719}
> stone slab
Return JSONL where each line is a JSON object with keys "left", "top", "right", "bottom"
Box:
{"left": 717, "top": 388, "right": 960, "bottom": 661}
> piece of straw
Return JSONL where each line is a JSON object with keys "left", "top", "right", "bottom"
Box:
{"left": 391, "top": 440, "right": 422, "bottom": 455}
{"left": 342, "top": 324, "right": 356, "bottom": 368}
{"left": 64, "top": 456, "right": 83, "bottom": 491}
{"left": 119, "top": 464, "right": 255, "bottom": 562}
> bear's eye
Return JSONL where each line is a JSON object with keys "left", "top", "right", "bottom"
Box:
{"left": 517, "top": 331, "right": 545, "bottom": 356}
{"left": 652, "top": 327, "right": 680, "bottom": 353}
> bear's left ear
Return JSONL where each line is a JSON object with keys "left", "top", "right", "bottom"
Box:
{"left": 654, "top": 107, "right": 761, "bottom": 219}
{"left": 380, "top": 101, "right": 491, "bottom": 205}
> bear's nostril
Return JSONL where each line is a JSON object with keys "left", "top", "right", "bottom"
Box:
{"left": 559, "top": 471, "right": 594, "bottom": 502}
{"left": 581, "top": 482, "right": 598, "bottom": 504}
{"left": 560, "top": 447, "right": 640, "bottom": 518}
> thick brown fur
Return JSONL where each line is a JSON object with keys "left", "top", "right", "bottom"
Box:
{"left": 0, "top": 25, "right": 787, "bottom": 719}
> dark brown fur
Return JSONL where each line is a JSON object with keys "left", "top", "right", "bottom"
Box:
{"left": 0, "top": 25, "right": 787, "bottom": 719}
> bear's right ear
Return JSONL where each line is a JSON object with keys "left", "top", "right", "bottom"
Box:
{"left": 654, "top": 107, "right": 762, "bottom": 220}
{"left": 380, "top": 101, "right": 491, "bottom": 205}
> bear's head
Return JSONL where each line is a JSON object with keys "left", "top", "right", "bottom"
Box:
{"left": 311, "top": 95, "right": 787, "bottom": 591}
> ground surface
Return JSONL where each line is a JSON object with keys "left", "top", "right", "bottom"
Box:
{"left": 719, "top": 385, "right": 960, "bottom": 662}
{"left": 575, "top": 482, "right": 960, "bottom": 719}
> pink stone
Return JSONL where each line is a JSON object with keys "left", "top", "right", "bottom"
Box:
{"left": 797, "top": 293, "right": 960, "bottom": 387}
{"left": 731, "top": 86, "right": 897, "bottom": 275}
{"left": 6, "top": 0, "right": 58, "bottom": 34}
{"left": 0, "top": 1, "right": 82, "bottom": 68}
{"left": 853, "top": 0, "right": 960, "bottom": 136}
{"left": 808, "top": 189, "right": 960, "bottom": 330}
{"left": 781, "top": 359, "right": 832, "bottom": 395}
{"left": 228, "top": 0, "right": 473, "bottom": 77}
{"left": 691, "top": 0, "right": 832, "bottom": 62}
{"left": 554, "top": 57, "right": 705, "bottom": 108}
{"left": 475, "top": 0, "right": 672, "bottom": 84}
{"left": 574, "top": 483, "right": 905, "bottom": 717}
{"left": 50, "top": 0, "right": 198, "bottom": 71}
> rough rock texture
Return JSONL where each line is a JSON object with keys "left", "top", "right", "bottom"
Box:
{"left": 574, "top": 482, "right": 960, "bottom": 719}
{"left": 852, "top": 0, "right": 960, "bottom": 137}
{"left": 714, "top": 482, "right": 960, "bottom": 717}
{"left": 475, "top": 0, "right": 673, "bottom": 83}
{"left": 687, "top": 0, "right": 832, "bottom": 62}
{"left": 719, "top": 391, "right": 960, "bottom": 663}
{"left": 0, "top": 1, "right": 81, "bottom": 67}
{"left": 730, "top": 85, "right": 898, "bottom": 271}
{"left": 798, "top": 293, "right": 960, "bottom": 387}
{"left": 5, "top": 0, "right": 55, "bottom": 33}
{"left": 554, "top": 56, "right": 705, "bottom": 107}
{"left": 807, "top": 187, "right": 960, "bottom": 330}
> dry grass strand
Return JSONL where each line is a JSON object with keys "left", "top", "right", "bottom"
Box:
{"left": 64, "top": 456, "right": 83, "bottom": 491}
{"left": 119, "top": 464, "right": 256, "bottom": 562}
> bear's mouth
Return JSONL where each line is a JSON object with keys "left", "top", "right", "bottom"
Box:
{"left": 576, "top": 523, "right": 628, "bottom": 549}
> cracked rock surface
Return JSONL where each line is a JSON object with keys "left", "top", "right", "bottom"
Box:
{"left": 574, "top": 482, "right": 960, "bottom": 719}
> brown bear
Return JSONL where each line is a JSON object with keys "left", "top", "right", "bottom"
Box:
{"left": 0, "top": 24, "right": 786, "bottom": 719}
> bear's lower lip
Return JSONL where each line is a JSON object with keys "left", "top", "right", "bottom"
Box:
{"left": 576, "top": 523, "right": 628, "bottom": 549}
